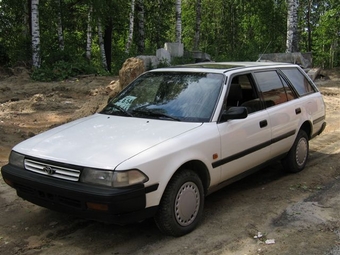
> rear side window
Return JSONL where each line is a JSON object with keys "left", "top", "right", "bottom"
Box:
{"left": 279, "top": 75, "right": 297, "bottom": 101}
{"left": 253, "top": 71, "right": 289, "bottom": 107}
{"left": 281, "top": 68, "right": 316, "bottom": 96}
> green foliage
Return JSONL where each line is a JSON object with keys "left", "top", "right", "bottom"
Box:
{"left": 0, "top": 0, "right": 31, "bottom": 65}
{"left": 313, "top": 8, "right": 340, "bottom": 68}
{"left": 156, "top": 58, "right": 171, "bottom": 68}
{"left": 171, "top": 54, "right": 195, "bottom": 66}
{"left": 31, "top": 59, "right": 99, "bottom": 81}
{"left": 194, "top": 0, "right": 287, "bottom": 61}
{"left": 0, "top": 0, "right": 339, "bottom": 74}
{"left": 144, "top": 0, "right": 174, "bottom": 49}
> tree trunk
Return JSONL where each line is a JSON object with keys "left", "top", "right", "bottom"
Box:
{"left": 56, "top": 0, "right": 64, "bottom": 51}
{"left": 31, "top": 0, "right": 41, "bottom": 68}
{"left": 98, "top": 20, "right": 108, "bottom": 71}
{"left": 125, "top": 0, "right": 135, "bottom": 54}
{"left": 104, "top": 20, "right": 113, "bottom": 72}
{"left": 286, "top": 0, "right": 299, "bottom": 53}
{"left": 155, "top": 0, "right": 162, "bottom": 48}
{"left": 193, "top": 0, "right": 201, "bottom": 51}
{"left": 86, "top": 5, "right": 93, "bottom": 61}
{"left": 306, "top": 0, "right": 312, "bottom": 52}
{"left": 175, "top": 0, "right": 182, "bottom": 43}
{"left": 136, "top": 0, "right": 145, "bottom": 54}
{"left": 23, "top": 1, "right": 31, "bottom": 38}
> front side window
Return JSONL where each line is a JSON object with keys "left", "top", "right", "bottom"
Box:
{"left": 281, "top": 68, "right": 315, "bottom": 96}
{"left": 225, "top": 74, "right": 263, "bottom": 114}
{"left": 101, "top": 72, "right": 224, "bottom": 122}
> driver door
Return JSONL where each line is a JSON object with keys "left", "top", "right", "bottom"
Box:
{"left": 216, "top": 74, "right": 272, "bottom": 182}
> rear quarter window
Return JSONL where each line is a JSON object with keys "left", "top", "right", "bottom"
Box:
{"left": 281, "top": 68, "right": 316, "bottom": 96}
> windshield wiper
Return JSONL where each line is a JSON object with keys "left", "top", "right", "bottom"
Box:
{"left": 132, "top": 109, "right": 181, "bottom": 121}
{"left": 109, "top": 104, "right": 134, "bottom": 117}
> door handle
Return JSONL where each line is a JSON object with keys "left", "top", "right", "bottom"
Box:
{"left": 295, "top": 108, "right": 301, "bottom": 114}
{"left": 259, "top": 120, "right": 268, "bottom": 128}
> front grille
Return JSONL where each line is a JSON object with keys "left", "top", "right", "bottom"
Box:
{"left": 24, "top": 159, "right": 81, "bottom": 181}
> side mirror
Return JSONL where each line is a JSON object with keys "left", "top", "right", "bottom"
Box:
{"left": 220, "top": 107, "right": 248, "bottom": 122}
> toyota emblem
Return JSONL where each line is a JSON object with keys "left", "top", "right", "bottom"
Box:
{"left": 43, "top": 166, "right": 56, "bottom": 175}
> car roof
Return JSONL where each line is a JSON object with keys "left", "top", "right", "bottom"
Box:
{"left": 151, "top": 61, "right": 297, "bottom": 74}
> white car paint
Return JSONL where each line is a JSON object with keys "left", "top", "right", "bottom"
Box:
{"left": 13, "top": 114, "right": 202, "bottom": 169}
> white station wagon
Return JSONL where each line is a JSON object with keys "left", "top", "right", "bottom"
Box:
{"left": 1, "top": 62, "right": 326, "bottom": 236}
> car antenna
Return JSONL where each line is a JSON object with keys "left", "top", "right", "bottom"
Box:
{"left": 257, "top": 41, "right": 272, "bottom": 62}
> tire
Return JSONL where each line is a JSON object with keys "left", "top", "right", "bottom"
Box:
{"left": 282, "top": 130, "right": 309, "bottom": 173}
{"left": 154, "top": 169, "right": 204, "bottom": 237}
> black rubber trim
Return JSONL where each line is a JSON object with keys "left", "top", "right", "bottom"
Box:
{"left": 212, "top": 140, "right": 271, "bottom": 168}
{"left": 212, "top": 129, "right": 296, "bottom": 168}
{"left": 311, "top": 121, "right": 327, "bottom": 139}
{"left": 271, "top": 130, "right": 296, "bottom": 144}
{"left": 313, "top": 115, "right": 326, "bottom": 125}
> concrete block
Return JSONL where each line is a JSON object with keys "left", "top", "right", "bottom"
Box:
{"left": 156, "top": 48, "right": 171, "bottom": 65}
{"left": 137, "top": 55, "right": 159, "bottom": 70}
{"left": 164, "top": 42, "right": 184, "bottom": 57}
{"left": 307, "top": 67, "right": 322, "bottom": 81}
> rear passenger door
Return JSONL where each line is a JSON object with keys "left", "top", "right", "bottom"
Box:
{"left": 253, "top": 70, "right": 300, "bottom": 158}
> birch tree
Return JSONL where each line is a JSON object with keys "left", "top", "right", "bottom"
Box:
{"left": 175, "top": 0, "right": 182, "bottom": 43}
{"left": 104, "top": 19, "right": 113, "bottom": 72}
{"left": 136, "top": 0, "right": 145, "bottom": 54}
{"left": 286, "top": 0, "right": 299, "bottom": 53}
{"left": 86, "top": 5, "right": 93, "bottom": 60}
{"left": 56, "top": 0, "right": 64, "bottom": 51}
{"left": 305, "top": 0, "right": 312, "bottom": 52}
{"left": 31, "top": 0, "right": 41, "bottom": 68}
{"left": 125, "top": 0, "right": 135, "bottom": 54}
{"left": 97, "top": 20, "right": 108, "bottom": 71}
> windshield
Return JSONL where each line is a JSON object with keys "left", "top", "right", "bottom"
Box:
{"left": 101, "top": 72, "right": 224, "bottom": 122}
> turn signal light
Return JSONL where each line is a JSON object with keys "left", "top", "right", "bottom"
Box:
{"left": 4, "top": 178, "right": 14, "bottom": 187}
{"left": 86, "top": 202, "right": 109, "bottom": 211}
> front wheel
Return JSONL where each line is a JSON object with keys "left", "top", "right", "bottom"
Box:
{"left": 154, "top": 169, "right": 204, "bottom": 237}
{"left": 282, "top": 130, "right": 309, "bottom": 173}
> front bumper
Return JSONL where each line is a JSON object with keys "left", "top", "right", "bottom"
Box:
{"left": 1, "top": 164, "right": 158, "bottom": 224}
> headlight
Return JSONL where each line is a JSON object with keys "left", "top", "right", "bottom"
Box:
{"left": 9, "top": 151, "right": 25, "bottom": 168}
{"left": 80, "top": 168, "right": 148, "bottom": 187}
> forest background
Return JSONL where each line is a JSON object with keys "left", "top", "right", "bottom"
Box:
{"left": 0, "top": 0, "right": 339, "bottom": 81}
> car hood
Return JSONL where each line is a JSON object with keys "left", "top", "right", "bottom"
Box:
{"left": 14, "top": 114, "right": 202, "bottom": 169}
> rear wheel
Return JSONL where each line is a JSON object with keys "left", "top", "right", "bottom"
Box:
{"left": 282, "top": 130, "right": 309, "bottom": 173}
{"left": 154, "top": 169, "right": 204, "bottom": 237}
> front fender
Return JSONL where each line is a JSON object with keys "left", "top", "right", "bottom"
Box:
{"left": 116, "top": 123, "right": 221, "bottom": 208}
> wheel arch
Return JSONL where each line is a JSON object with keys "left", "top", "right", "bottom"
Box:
{"left": 300, "top": 120, "right": 312, "bottom": 139}
{"left": 174, "top": 160, "right": 211, "bottom": 196}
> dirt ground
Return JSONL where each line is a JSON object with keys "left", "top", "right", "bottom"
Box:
{"left": 0, "top": 67, "right": 339, "bottom": 255}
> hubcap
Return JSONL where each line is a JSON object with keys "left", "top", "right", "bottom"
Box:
{"left": 296, "top": 137, "right": 308, "bottom": 167}
{"left": 174, "top": 181, "right": 200, "bottom": 227}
